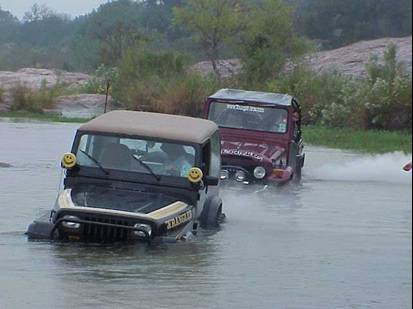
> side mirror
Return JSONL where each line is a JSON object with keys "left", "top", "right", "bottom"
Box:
{"left": 61, "top": 153, "right": 77, "bottom": 169}
{"left": 188, "top": 167, "right": 204, "bottom": 184}
{"left": 205, "top": 176, "right": 219, "bottom": 186}
{"left": 292, "top": 112, "right": 300, "bottom": 122}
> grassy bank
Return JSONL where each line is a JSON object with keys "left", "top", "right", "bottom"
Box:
{"left": 0, "top": 111, "right": 90, "bottom": 123}
{"left": 305, "top": 125, "right": 412, "bottom": 154}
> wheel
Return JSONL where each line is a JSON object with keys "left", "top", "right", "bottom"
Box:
{"left": 201, "top": 197, "right": 224, "bottom": 228}
{"left": 293, "top": 155, "right": 304, "bottom": 183}
{"left": 293, "top": 165, "right": 302, "bottom": 182}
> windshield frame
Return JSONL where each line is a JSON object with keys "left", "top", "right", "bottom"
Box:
{"left": 207, "top": 100, "right": 290, "bottom": 135}
{"left": 70, "top": 131, "right": 202, "bottom": 182}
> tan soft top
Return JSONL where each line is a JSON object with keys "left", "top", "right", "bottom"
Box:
{"left": 79, "top": 110, "right": 218, "bottom": 144}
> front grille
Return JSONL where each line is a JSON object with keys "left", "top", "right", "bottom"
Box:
{"left": 82, "top": 216, "right": 132, "bottom": 242}
{"left": 224, "top": 155, "right": 254, "bottom": 162}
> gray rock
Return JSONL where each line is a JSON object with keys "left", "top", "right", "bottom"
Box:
{"left": 0, "top": 68, "right": 90, "bottom": 91}
{"left": 0, "top": 68, "right": 91, "bottom": 112}
{"left": 0, "top": 162, "right": 12, "bottom": 168}
{"left": 189, "top": 59, "right": 242, "bottom": 79}
{"left": 305, "top": 36, "right": 412, "bottom": 77}
{"left": 190, "top": 36, "right": 412, "bottom": 78}
{"left": 44, "top": 94, "right": 113, "bottom": 119}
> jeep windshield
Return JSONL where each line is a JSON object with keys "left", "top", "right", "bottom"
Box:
{"left": 76, "top": 134, "right": 196, "bottom": 178}
{"left": 208, "top": 101, "right": 288, "bottom": 134}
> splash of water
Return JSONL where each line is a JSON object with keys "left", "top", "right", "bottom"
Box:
{"left": 307, "top": 152, "right": 412, "bottom": 184}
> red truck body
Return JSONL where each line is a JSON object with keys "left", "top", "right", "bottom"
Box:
{"left": 205, "top": 89, "right": 305, "bottom": 185}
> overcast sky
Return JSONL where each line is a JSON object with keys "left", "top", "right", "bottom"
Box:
{"left": 0, "top": 0, "right": 109, "bottom": 19}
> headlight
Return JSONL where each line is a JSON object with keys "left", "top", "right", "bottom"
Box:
{"left": 61, "top": 216, "right": 81, "bottom": 230}
{"left": 220, "top": 169, "right": 229, "bottom": 180}
{"left": 235, "top": 170, "right": 246, "bottom": 182}
{"left": 133, "top": 223, "right": 152, "bottom": 238}
{"left": 254, "top": 166, "right": 267, "bottom": 179}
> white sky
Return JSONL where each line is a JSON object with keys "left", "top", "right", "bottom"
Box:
{"left": 0, "top": 0, "right": 109, "bottom": 19}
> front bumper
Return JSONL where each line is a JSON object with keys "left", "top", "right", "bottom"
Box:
{"left": 27, "top": 209, "right": 195, "bottom": 244}
{"left": 220, "top": 165, "right": 293, "bottom": 185}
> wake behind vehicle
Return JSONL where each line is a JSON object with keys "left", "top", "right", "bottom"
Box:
{"left": 206, "top": 89, "right": 305, "bottom": 185}
{"left": 27, "top": 111, "right": 223, "bottom": 243}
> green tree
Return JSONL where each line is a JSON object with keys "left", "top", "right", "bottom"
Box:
{"left": 240, "top": 0, "right": 309, "bottom": 84}
{"left": 174, "top": 0, "right": 245, "bottom": 81}
{"left": 77, "top": 0, "right": 146, "bottom": 66}
{"left": 23, "top": 3, "right": 55, "bottom": 22}
{"left": 296, "top": 0, "right": 412, "bottom": 49}
{"left": 0, "top": 6, "right": 19, "bottom": 43}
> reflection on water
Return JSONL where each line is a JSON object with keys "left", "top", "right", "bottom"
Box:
{"left": 0, "top": 120, "right": 412, "bottom": 309}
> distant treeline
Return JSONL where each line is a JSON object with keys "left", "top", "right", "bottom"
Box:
{"left": 0, "top": 0, "right": 411, "bottom": 71}
{"left": 1, "top": 1, "right": 411, "bottom": 132}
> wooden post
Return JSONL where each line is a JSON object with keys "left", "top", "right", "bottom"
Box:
{"left": 104, "top": 80, "right": 111, "bottom": 114}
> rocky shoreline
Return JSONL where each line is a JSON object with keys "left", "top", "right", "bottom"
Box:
{"left": 190, "top": 36, "right": 412, "bottom": 78}
{"left": 1, "top": 36, "right": 411, "bottom": 118}
{"left": 0, "top": 68, "right": 112, "bottom": 118}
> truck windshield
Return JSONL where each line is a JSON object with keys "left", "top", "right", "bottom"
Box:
{"left": 76, "top": 134, "right": 196, "bottom": 178}
{"left": 208, "top": 102, "right": 288, "bottom": 133}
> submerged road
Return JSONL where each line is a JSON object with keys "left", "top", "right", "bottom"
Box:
{"left": 0, "top": 119, "right": 411, "bottom": 309}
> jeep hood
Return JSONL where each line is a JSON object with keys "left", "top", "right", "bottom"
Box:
{"left": 69, "top": 185, "right": 179, "bottom": 215}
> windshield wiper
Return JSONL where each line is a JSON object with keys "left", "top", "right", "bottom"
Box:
{"left": 80, "top": 150, "right": 110, "bottom": 175}
{"left": 130, "top": 154, "right": 161, "bottom": 182}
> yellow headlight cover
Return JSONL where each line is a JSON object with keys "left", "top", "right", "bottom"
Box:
{"left": 62, "top": 153, "right": 77, "bottom": 169}
{"left": 187, "top": 167, "right": 203, "bottom": 183}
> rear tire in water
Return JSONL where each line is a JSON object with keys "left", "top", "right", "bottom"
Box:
{"left": 293, "top": 155, "right": 304, "bottom": 183}
{"left": 293, "top": 165, "right": 302, "bottom": 183}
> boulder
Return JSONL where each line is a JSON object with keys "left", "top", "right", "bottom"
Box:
{"left": 0, "top": 68, "right": 90, "bottom": 91}
{"left": 0, "top": 68, "right": 92, "bottom": 113}
{"left": 190, "top": 36, "right": 412, "bottom": 78}
{"left": 306, "top": 36, "right": 412, "bottom": 77}
{"left": 44, "top": 94, "right": 113, "bottom": 119}
{"left": 189, "top": 59, "right": 241, "bottom": 79}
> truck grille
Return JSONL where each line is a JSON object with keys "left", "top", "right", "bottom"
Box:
{"left": 82, "top": 217, "right": 131, "bottom": 242}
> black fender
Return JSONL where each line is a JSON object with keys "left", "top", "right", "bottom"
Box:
{"left": 27, "top": 220, "right": 55, "bottom": 240}
{"left": 200, "top": 195, "right": 223, "bottom": 228}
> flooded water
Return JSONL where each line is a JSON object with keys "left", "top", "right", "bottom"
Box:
{"left": 0, "top": 119, "right": 411, "bottom": 309}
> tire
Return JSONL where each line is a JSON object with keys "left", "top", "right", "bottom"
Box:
{"left": 293, "top": 165, "right": 302, "bottom": 183}
{"left": 201, "top": 196, "right": 223, "bottom": 228}
{"left": 293, "top": 155, "right": 304, "bottom": 183}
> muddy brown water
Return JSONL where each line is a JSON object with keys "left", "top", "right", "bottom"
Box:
{"left": 0, "top": 119, "right": 411, "bottom": 309}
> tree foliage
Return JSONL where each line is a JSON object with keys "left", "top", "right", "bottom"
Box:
{"left": 296, "top": 0, "right": 413, "bottom": 48}
{"left": 76, "top": 0, "right": 146, "bottom": 66}
{"left": 240, "top": 0, "right": 309, "bottom": 84}
{"left": 174, "top": 0, "right": 245, "bottom": 81}
{"left": 23, "top": 4, "right": 56, "bottom": 22}
{"left": 0, "top": 6, "right": 19, "bottom": 42}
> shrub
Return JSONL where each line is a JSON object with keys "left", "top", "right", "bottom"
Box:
{"left": 80, "top": 64, "right": 119, "bottom": 95}
{"left": 111, "top": 49, "right": 218, "bottom": 117}
{"left": 268, "top": 45, "right": 412, "bottom": 131}
{"left": 0, "top": 87, "right": 4, "bottom": 102}
{"left": 363, "top": 45, "right": 412, "bottom": 130}
{"left": 10, "top": 80, "right": 61, "bottom": 113}
{"left": 269, "top": 67, "right": 356, "bottom": 126}
{"left": 153, "top": 74, "right": 218, "bottom": 117}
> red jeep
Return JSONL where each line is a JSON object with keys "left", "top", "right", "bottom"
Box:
{"left": 205, "top": 89, "right": 305, "bottom": 185}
